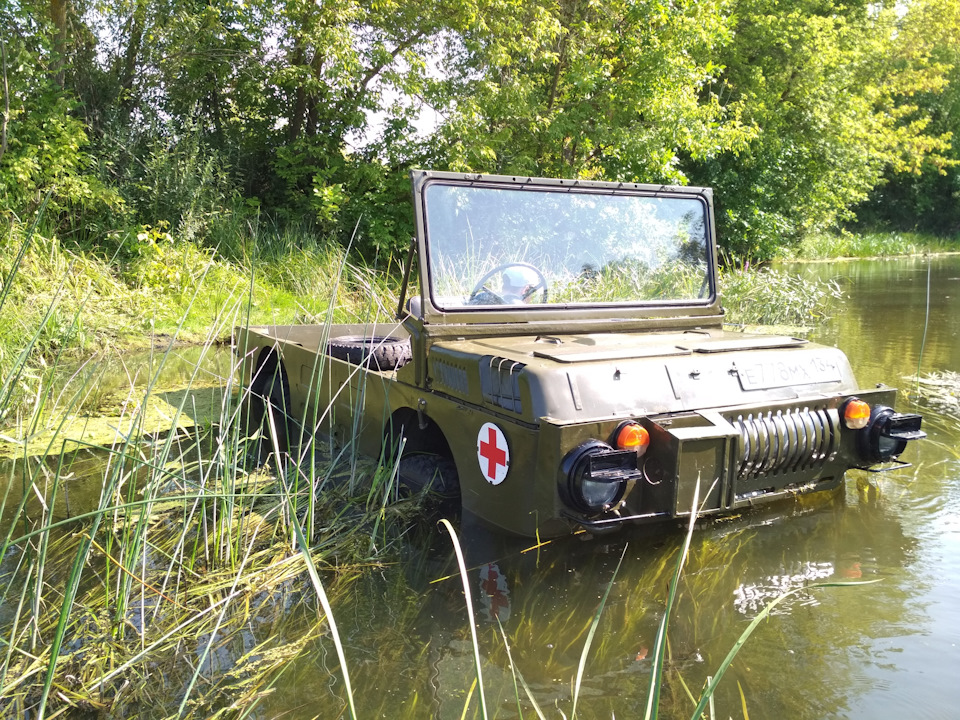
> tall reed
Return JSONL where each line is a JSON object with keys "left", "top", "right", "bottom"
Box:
{"left": 0, "top": 229, "right": 413, "bottom": 717}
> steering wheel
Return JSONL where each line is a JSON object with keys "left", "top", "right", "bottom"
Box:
{"left": 468, "top": 262, "right": 549, "bottom": 305}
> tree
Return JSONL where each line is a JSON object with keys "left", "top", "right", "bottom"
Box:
{"left": 424, "top": 0, "right": 754, "bottom": 183}
{"left": 855, "top": 0, "right": 960, "bottom": 235}
{"left": 684, "top": 0, "right": 957, "bottom": 260}
{"left": 0, "top": 0, "right": 118, "bottom": 223}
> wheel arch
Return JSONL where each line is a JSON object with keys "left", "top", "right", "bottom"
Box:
{"left": 385, "top": 407, "right": 454, "bottom": 460}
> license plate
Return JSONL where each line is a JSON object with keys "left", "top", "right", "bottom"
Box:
{"left": 736, "top": 355, "right": 842, "bottom": 390}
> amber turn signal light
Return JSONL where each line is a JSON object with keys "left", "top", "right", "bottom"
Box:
{"left": 615, "top": 422, "right": 650, "bottom": 455}
{"left": 843, "top": 398, "right": 871, "bottom": 430}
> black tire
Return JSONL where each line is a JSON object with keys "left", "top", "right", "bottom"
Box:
{"left": 398, "top": 454, "right": 460, "bottom": 498}
{"left": 326, "top": 336, "right": 412, "bottom": 371}
{"left": 246, "top": 352, "right": 292, "bottom": 453}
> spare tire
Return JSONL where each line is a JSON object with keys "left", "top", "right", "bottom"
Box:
{"left": 326, "top": 335, "right": 412, "bottom": 370}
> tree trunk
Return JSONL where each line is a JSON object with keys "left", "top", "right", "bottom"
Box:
{"left": 119, "top": 0, "right": 147, "bottom": 120}
{"left": 49, "top": 0, "right": 68, "bottom": 87}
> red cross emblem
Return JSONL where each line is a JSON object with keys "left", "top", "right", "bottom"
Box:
{"left": 477, "top": 422, "right": 509, "bottom": 485}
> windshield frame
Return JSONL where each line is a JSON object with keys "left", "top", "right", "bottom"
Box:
{"left": 408, "top": 171, "right": 722, "bottom": 329}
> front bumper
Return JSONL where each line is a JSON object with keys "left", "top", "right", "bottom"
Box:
{"left": 559, "top": 388, "right": 923, "bottom": 530}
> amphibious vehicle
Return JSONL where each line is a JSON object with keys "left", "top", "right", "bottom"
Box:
{"left": 236, "top": 170, "right": 924, "bottom": 537}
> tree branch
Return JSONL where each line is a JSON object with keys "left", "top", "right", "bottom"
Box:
{"left": 348, "top": 31, "right": 427, "bottom": 108}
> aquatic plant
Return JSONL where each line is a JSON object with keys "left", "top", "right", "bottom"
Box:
{"left": 913, "top": 371, "right": 960, "bottom": 420}
{"left": 0, "top": 234, "right": 414, "bottom": 717}
{"left": 719, "top": 264, "right": 844, "bottom": 328}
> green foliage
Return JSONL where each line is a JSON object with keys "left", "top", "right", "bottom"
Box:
{"left": 2, "top": 0, "right": 959, "bottom": 270}
{"left": 428, "top": 0, "right": 754, "bottom": 182}
{"left": 686, "top": 0, "right": 959, "bottom": 262}
{"left": 854, "top": 0, "right": 960, "bottom": 235}
{"left": 114, "top": 125, "right": 240, "bottom": 244}
{"left": 720, "top": 264, "right": 844, "bottom": 327}
{"left": 0, "top": 8, "right": 120, "bottom": 223}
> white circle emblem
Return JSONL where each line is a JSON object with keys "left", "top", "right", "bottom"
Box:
{"left": 477, "top": 422, "right": 509, "bottom": 485}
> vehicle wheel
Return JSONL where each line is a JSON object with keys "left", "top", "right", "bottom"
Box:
{"left": 398, "top": 454, "right": 460, "bottom": 499}
{"left": 326, "top": 336, "right": 412, "bottom": 370}
{"left": 245, "top": 353, "right": 292, "bottom": 453}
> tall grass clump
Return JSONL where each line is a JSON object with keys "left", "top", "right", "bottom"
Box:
{"left": 720, "top": 264, "right": 843, "bottom": 328}
{"left": 786, "top": 230, "right": 960, "bottom": 260}
{"left": 0, "top": 239, "right": 422, "bottom": 717}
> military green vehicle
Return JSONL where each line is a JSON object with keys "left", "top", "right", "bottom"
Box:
{"left": 236, "top": 170, "right": 924, "bottom": 538}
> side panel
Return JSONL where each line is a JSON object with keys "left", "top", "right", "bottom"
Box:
{"left": 236, "top": 324, "right": 420, "bottom": 458}
{"left": 442, "top": 412, "right": 568, "bottom": 537}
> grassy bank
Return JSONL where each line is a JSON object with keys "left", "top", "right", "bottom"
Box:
{"left": 781, "top": 230, "right": 960, "bottom": 261}
{"left": 0, "top": 218, "right": 400, "bottom": 428}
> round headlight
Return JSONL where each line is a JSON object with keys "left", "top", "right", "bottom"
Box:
{"left": 856, "top": 405, "right": 906, "bottom": 463}
{"left": 559, "top": 441, "right": 628, "bottom": 514}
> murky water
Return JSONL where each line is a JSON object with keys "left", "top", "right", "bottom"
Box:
{"left": 3, "top": 257, "right": 958, "bottom": 718}
{"left": 266, "top": 255, "right": 960, "bottom": 719}
{"left": 0, "top": 344, "right": 233, "bottom": 526}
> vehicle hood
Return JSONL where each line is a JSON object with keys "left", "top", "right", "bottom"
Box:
{"left": 428, "top": 329, "right": 859, "bottom": 422}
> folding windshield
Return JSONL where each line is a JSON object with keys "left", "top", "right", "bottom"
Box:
{"left": 422, "top": 181, "right": 713, "bottom": 311}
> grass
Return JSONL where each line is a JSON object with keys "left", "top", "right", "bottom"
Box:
{"left": 0, "top": 234, "right": 418, "bottom": 717}
{"left": 719, "top": 264, "right": 844, "bottom": 329}
{"left": 0, "top": 382, "right": 418, "bottom": 718}
{"left": 0, "top": 215, "right": 399, "bottom": 428}
{"left": 782, "top": 230, "right": 960, "bottom": 261}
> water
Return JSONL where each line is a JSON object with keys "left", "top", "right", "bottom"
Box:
{"left": 3, "top": 257, "right": 958, "bottom": 718}
{"left": 267, "top": 255, "right": 960, "bottom": 719}
{"left": 0, "top": 344, "right": 233, "bottom": 526}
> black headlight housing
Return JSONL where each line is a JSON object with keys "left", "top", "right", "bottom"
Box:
{"left": 559, "top": 440, "right": 639, "bottom": 514}
{"left": 856, "top": 405, "right": 925, "bottom": 464}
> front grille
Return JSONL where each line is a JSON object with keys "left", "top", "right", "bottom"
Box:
{"left": 728, "top": 407, "right": 840, "bottom": 479}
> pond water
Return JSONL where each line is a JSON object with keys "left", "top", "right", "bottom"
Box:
{"left": 2, "top": 256, "right": 958, "bottom": 718}
{"left": 267, "top": 255, "right": 960, "bottom": 719}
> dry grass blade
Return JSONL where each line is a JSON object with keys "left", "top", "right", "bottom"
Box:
{"left": 440, "top": 518, "right": 488, "bottom": 720}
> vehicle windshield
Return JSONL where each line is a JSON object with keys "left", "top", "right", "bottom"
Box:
{"left": 422, "top": 181, "right": 712, "bottom": 310}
